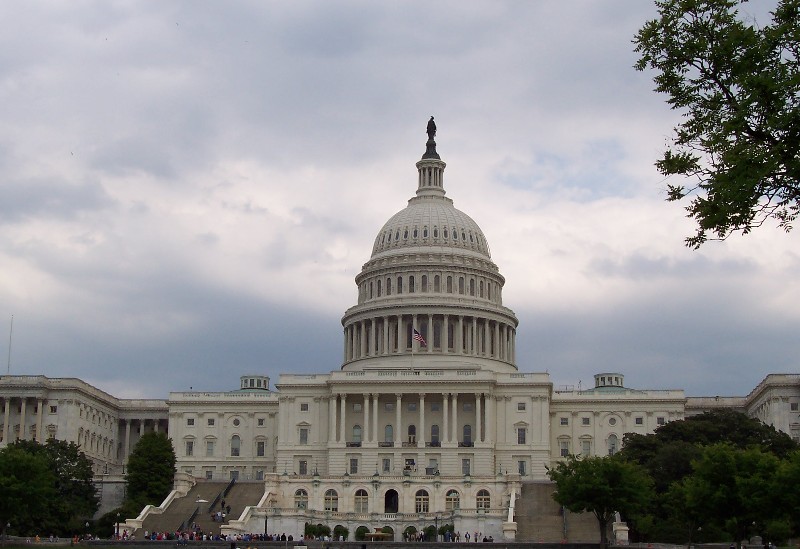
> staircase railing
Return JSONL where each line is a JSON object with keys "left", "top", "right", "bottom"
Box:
{"left": 222, "top": 477, "right": 237, "bottom": 498}
{"left": 178, "top": 505, "right": 199, "bottom": 532}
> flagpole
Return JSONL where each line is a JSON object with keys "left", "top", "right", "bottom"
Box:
{"left": 6, "top": 314, "right": 13, "bottom": 375}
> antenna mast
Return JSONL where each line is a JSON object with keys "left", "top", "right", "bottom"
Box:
{"left": 6, "top": 315, "right": 12, "bottom": 375}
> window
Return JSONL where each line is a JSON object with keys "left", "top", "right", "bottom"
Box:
{"left": 463, "top": 403, "right": 473, "bottom": 411}
{"left": 185, "top": 440, "right": 194, "bottom": 456}
{"left": 581, "top": 439, "right": 592, "bottom": 456}
{"left": 408, "top": 425, "right": 416, "bottom": 443}
{"left": 258, "top": 418, "right": 265, "bottom": 427}
{"left": 792, "top": 403, "right": 799, "bottom": 411}
{"left": 324, "top": 489, "right": 339, "bottom": 512}
{"left": 349, "top": 458, "right": 358, "bottom": 474}
{"left": 517, "top": 427, "right": 527, "bottom": 444}
{"left": 382, "top": 458, "right": 391, "bottom": 473}
{"left": 256, "top": 441, "right": 265, "bottom": 457}
{"left": 353, "top": 425, "right": 362, "bottom": 443}
{"left": 385, "top": 403, "right": 394, "bottom": 411}
{"left": 560, "top": 417, "right": 568, "bottom": 426}
{"left": 635, "top": 417, "right": 643, "bottom": 425}
{"left": 355, "top": 489, "right": 369, "bottom": 513}
{"left": 445, "top": 490, "right": 460, "bottom": 510}
{"left": 582, "top": 417, "right": 590, "bottom": 426}
{"left": 421, "top": 275, "right": 428, "bottom": 292}
{"left": 518, "top": 460, "right": 527, "bottom": 475}
{"left": 205, "top": 470, "right": 213, "bottom": 480}
{"left": 608, "top": 434, "right": 618, "bottom": 456}
{"left": 384, "top": 425, "right": 393, "bottom": 442}
{"left": 299, "top": 428, "right": 308, "bottom": 445}
{"left": 461, "top": 458, "right": 471, "bottom": 475}
{"left": 517, "top": 402, "right": 526, "bottom": 411}
{"left": 300, "top": 403, "right": 309, "bottom": 412}
{"left": 206, "top": 440, "right": 214, "bottom": 456}
{"left": 353, "top": 403, "right": 362, "bottom": 412}
{"left": 49, "top": 405, "right": 57, "bottom": 414}
{"left": 299, "top": 460, "right": 308, "bottom": 475}
{"left": 207, "top": 418, "right": 215, "bottom": 426}
{"left": 430, "top": 425, "right": 440, "bottom": 445}
{"left": 187, "top": 418, "right": 195, "bottom": 426}
{"left": 463, "top": 425, "right": 472, "bottom": 445}
{"left": 231, "top": 435, "right": 240, "bottom": 457}
{"left": 431, "top": 402, "right": 440, "bottom": 411}
{"left": 255, "top": 470, "right": 264, "bottom": 481}
{"left": 295, "top": 489, "right": 308, "bottom": 509}
{"left": 476, "top": 490, "right": 490, "bottom": 509}
{"left": 559, "top": 440, "right": 570, "bottom": 457}
{"left": 415, "top": 490, "right": 430, "bottom": 513}
{"left": 408, "top": 403, "right": 417, "bottom": 411}
{"left": 657, "top": 417, "right": 666, "bottom": 425}
{"left": 397, "top": 276, "right": 403, "bottom": 294}
{"left": 409, "top": 275, "right": 415, "bottom": 293}
{"left": 608, "top": 417, "right": 617, "bottom": 426}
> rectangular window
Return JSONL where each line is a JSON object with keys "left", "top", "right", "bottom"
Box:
{"left": 299, "top": 460, "right": 308, "bottom": 475}
{"left": 187, "top": 418, "right": 195, "bottom": 426}
{"left": 300, "top": 403, "right": 309, "bottom": 412}
{"left": 382, "top": 458, "right": 391, "bottom": 473}
{"left": 657, "top": 417, "right": 666, "bottom": 425}
{"left": 408, "top": 403, "right": 417, "bottom": 411}
{"left": 385, "top": 403, "right": 394, "bottom": 411}
{"left": 560, "top": 417, "right": 568, "bottom": 426}
{"left": 582, "top": 439, "right": 592, "bottom": 456}
{"left": 517, "top": 402, "right": 526, "bottom": 411}
{"left": 49, "top": 405, "right": 57, "bottom": 414}
{"left": 461, "top": 458, "right": 471, "bottom": 476}
{"left": 258, "top": 418, "right": 265, "bottom": 427}
{"left": 792, "top": 403, "right": 799, "bottom": 411}
{"left": 207, "top": 418, "right": 215, "bottom": 426}
{"left": 635, "top": 417, "right": 643, "bottom": 425}
{"left": 518, "top": 460, "right": 526, "bottom": 475}
{"left": 582, "top": 417, "right": 590, "bottom": 426}
{"left": 431, "top": 403, "right": 440, "bottom": 411}
{"left": 559, "top": 440, "right": 569, "bottom": 457}
{"left": 299, "top": 428, "right": 308, "bottom": 445}
{"left": 463, "top": 403, "right": 473, "bottom": 411}
{"left": 353, "top": 403, "right": 362, "bottom": 412}
{"left": 255, "top": 470, "right": 264, "bottom": 481}
{"left": 206, "top": 441, "right": 214, "bottom": 456}
{"left": 350, "top": 458, "right": 359, "bottom": 474}
{"left": 185, "top": 441, "right": 194, "bottom": 456}
{"left": 205, "top": 470, "right": 213, "bottom": 480}
{"left": 517, "top": 428, "right": 526, "bottom": 444}
{"left": 257, "top": 441, "right": 265, "bottom": 457}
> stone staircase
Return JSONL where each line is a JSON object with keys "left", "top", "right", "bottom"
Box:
{"left": 138, "top": 480, "right": 265, "bottom": 537}
{"left": 514, "top": 481, "right": 598, "bottom": 542}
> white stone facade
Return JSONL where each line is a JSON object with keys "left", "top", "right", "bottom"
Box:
{"left": 0, "top": 132, "right": 797, "bottom": 539}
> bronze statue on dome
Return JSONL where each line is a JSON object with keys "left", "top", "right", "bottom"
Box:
{"left": 426, "top": 116, "right": 436, "bottom": 140}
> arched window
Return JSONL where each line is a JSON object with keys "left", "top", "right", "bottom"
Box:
{"left": 453, "top": 227, "right": 458, "bottom": 240}
{"left": 397, "top": 276, "right": 403, "bottom": 294}
{"left": 463, "top": 425, "right": 472, "bottom": 445}
{"left": 459, "top": 276, "right": 465, "bottom": 294}
{"left": 469, "top": 279, "right": 475, "bottom": 296}
{"left": 408, "top": 425, "right": 416, "bottom": 444}
{"left": 479, "top": 280, "right": 484, "bottom": 297}
{"left": 433, "top": 227, "right": 439, "bottom": 238}
{"left": 430, "top": 424, "right": 440, "bottom": 445}
{"left": 325, "top": 489, "right": 339, "bottom": 512}
{"left": 434, "top": 275, "right": 441, "bottom": 292}
{"left": 353, "top": 425, "right": 362, "bottom": 444}
{"left": 415, "top": 490, "right": 429, "bottom": 513}
{"left": 421, "top": 275, "right": 428, "bottom": 293}
{"left": 445, "top": 490, "right": 460, "bottom": 510}
{"left": 413, "top": 228, "right": 418, "bottom": 238}
{"left": 377, "top": 279, "right": 382, "bottom": 297}
{"left": 446, "top": 276, "right": 453, "bottom": 293}
{"left": 476, "top": 489, "right": 491, "bottom": 509}
{"left": 354, "top": 489, "right": 369, "bottom": 513}
{"left": 423, "top": 226, "right": 429, "bottom": 238}
{"left": 231, "top": 435, "right": 240, "bottom": 457}
{"left": 295, "top": 489, "right": 308, "bottom": 509}
{"left": 608, "top": 434, "right": 618, "bottom": 456}
{"left": 384, "top": 424, "right": 393, "bottom": 443}
{"left": 409, "top": 275, "right": 415, "bottom": 293}
{"left": 386, "top": 278, "right": 392, "bottom": 296}
{"left": 443, "top": 228, "right": 449, "bottom": 239}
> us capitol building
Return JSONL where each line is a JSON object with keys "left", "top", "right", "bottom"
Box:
{"left": 1, "top": 123, "right": 798, "bottom": 540}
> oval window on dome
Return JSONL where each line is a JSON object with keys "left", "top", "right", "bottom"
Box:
{"left": 453, "top": 227, "right": 458, "bottom": 240}
{"left": 413, "top": 228, "right": 418, "bottom": 238}
{"left": 387, "top": 231, "right": 392, "bottom": 242}
{"left": 395, "top": 230, "right": 400, "bottom": 240}
{"left": 462, "top": 231, "right": 466, "bottom": 240}
{"left": 443, "top": 228, "right": 448, "bottom": 239}
{"left": 423, "top": 227, "right": 429, "bottom": 238}
{"left": 433, "top": 228, "right": 439, "bottom": 238}
{"left": 469, "top": 233, "right": 474, "bottom": 243}
{"left": 403, "top": 229, "right": 408, "bottom": 239}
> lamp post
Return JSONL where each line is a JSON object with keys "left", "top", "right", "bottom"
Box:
{"left": 116, "top": 513, "right": 120, "bottom": 540}
{"left": 264, "top": 512, "right": 268, "bottom": 540}
{"left": 85, "top": 522, "right": 89, "bottom": 540}
{"left": 434, "top": 514, "right": 439, "bottom": 542}
{"left": 5, "top": 522, "right": 10, "bottom": 540}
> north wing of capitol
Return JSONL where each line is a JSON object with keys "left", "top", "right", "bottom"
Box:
{"left": 1, "top": 123, "right": 799, "bottom": 541}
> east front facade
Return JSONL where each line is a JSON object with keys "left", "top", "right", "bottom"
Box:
{"left": 1, "top": 126, "right": 798, "bottom": 540}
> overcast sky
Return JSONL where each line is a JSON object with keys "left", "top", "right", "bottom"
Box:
{"left": 1, "top": 1, "right": 794, "bottom": 399}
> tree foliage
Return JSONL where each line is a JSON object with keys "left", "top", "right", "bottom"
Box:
{"left": 0, "top": 445, "right": 57, "bottom": 536}
{"left": 547, "top": 455, "right": 654, "bottom": 547}
{"left": 634, "top": 0, "right": 800, "bottom": 248}
{"left": 0, "top": 439, "right": 98, "bottom": 536}
{"left": 125, "top": 432, "right": 176, "bottom": 509}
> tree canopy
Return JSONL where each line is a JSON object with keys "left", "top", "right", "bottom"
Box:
{"left": 634, "top": 0, "right": 800, "bottom": 248}
{"left": 547, "top": 455, "right": 654, "bottom": 547}
{"left": 0, "top": 445, "right": 57, "bottom": 536}
{"left": 125, "top": 432, "right": 176, "bottom": 510}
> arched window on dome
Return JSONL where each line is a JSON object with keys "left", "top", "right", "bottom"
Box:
{"left": 470, "top": 279, "right": 475, "bottom": 296}
{"left": 453, "top": 227, "right": 458, "bottom": 240}
{"left": 479, "top": 280, "right": 484, "bottom": 298}
{"left": 421, "top": 275, "right": 427, "bottom": 293}
{"left": 459, "top": 277, "right": 465, "bottom": 295}
{"left": 397, "top": 276, "right": 403, "bottom": 294}
{"left": 446, "top": 276, "right": 453, "bottom": 293}
{"left": 433, "top": 320, "right": 441, "bottom": 349}
{"left": 443, "top": 228, "right": 448, "bottom": 239}
{"left": 369, "top": 282, "right": 373, "bottom": 299}
{"left": 403, "top": 229, "right": 408, "bottom": 239}
{"left": 462, "top": 230, "right": 466, "bottom": 240}
{"left": 487, "top": 283, "right": 492, "bottom": 301}
{"left": 386, "top": 231, "right": 391, "bottom": 243}
{"left": 469, "top": 232, "right": 474, "bottom": 243}
{"left": 409, "top": 275, "right": 415, "bottom": 293}
{"left": 377, "top": 279, "right": 382, "bottom": 297}
{"left": 386, "top": 278, "right": 392, "bottom": 296}
{"left": 434, "top": 275, "right": 440, "bottom": 292}
{"left": 413, "top": 228, "right": 418, "bottom": 238}
{"left": 423, "top": 226, "right": 429, "bottom": 238}
{"left": 433, "top": 227, "right": 439, "bottom": 238}
{"left": 395, "top": 230, "right": 400, "bottom": 241}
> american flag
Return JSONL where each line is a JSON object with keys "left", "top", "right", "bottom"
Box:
{"left": 413, "top": 328, "right": 427, "bottom": 346}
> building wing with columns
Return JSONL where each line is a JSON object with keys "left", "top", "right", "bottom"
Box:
{"left": 0, "top": 126, "right": 798, "bottom": 539}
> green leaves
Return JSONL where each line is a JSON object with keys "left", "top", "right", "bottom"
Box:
{"left": 635, "top": 0, "right": 800, "bottom": 247}
{"left": 125, "top": 432, "right": 176, "bottom": 509}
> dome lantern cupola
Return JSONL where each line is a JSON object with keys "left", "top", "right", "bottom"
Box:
{"left": 416, "top": 116, "right": 447, "bottom": 199}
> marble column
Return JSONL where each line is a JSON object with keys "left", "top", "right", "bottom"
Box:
{"left": 339, "top": 394, "right": 346, "bottom": 443}
{"left": 418, "top": 394, "right": 426, "bottom": 448}
{"left": 124, "top": 420, "right": 131, "bottom": 461}
{"left": 329, "top": 395, "right": 337, "bottom": 443}
{"left": 457, "top": 316, "right": 463, "bottom": 354}
{"left": 36, "top": 399, "right": 44, "bottom": 442}
{"left": 427, "top": 314, "right": 433, "bottom": 353}
{"left": 363, "top": 394, "right": 370, "bottom": 443}
{"left": 452, "top": 393, "right": 459, "bottom": 444}
{"left": 443, "top": 393, "right": 449, "bottom": 443}
{"left": 19, "top": 398, "right": 26, "bottom": 440}
{"left": 395, "top": 394, "right": 402, "bottom": 445}
{"left": 383, "top": 316, "right": 389, "bottom": 355}
{"left": 2, "top": 399, "right": 10, "bottom": 443}
{"left": 372, "top": 394, "right": 379, "bottom": 442}
{"left": 476, "top": 394, "right": 482, "bottom": 443}
{"left": 486, "top": 394, "right": 495, "bottom": 444}
{"left": 370, "top": 320, "right": 376, "bottom": 356}
{"left": 443, "top": 314, "right": 450, "bottom": 353}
